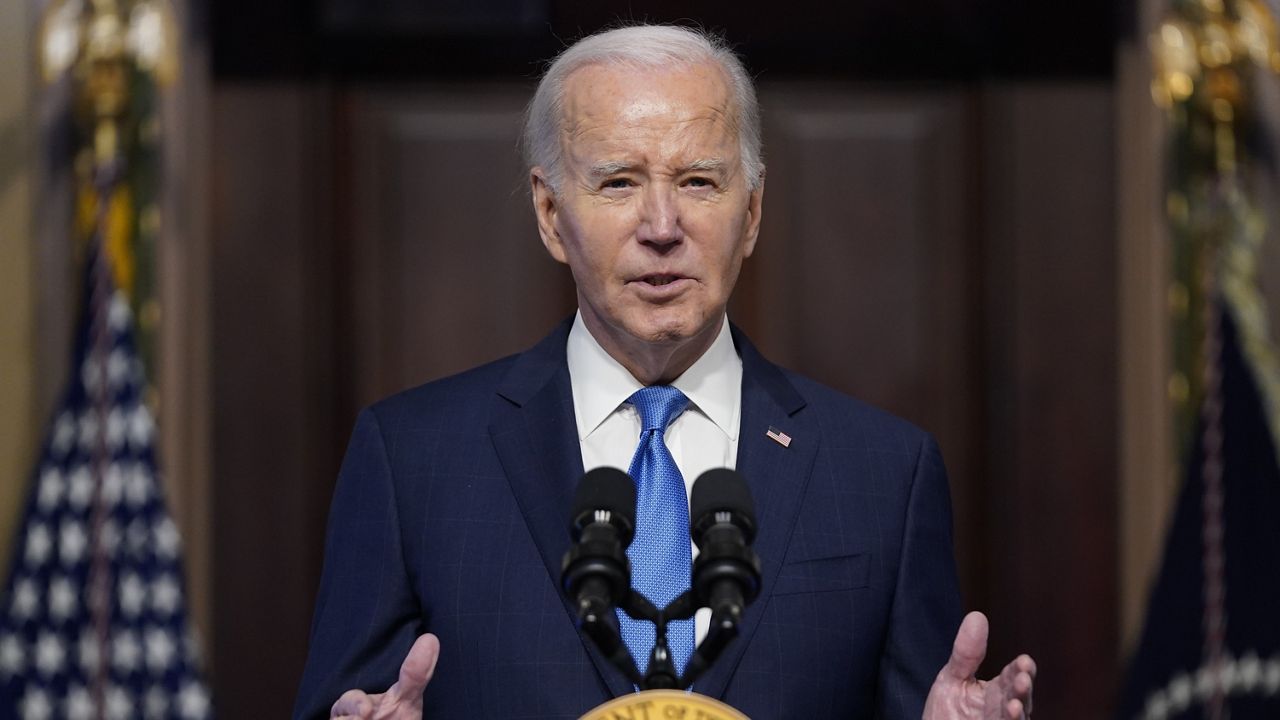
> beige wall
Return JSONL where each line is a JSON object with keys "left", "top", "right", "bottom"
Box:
{"left": 0, "top": 0, "right": 36, "bottom": 582}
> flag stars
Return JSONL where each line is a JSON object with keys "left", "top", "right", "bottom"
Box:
{"left": 68, "top": 465, "right": 94, "bottom": 511}
{"left": 126, "top": 518, "right": 150, "bottom": 558}
{"left": 112, "top": 628, "right": 141, "bottom": 674}
{"left": 37, "top": 467, "right": 65, "bottom": 512}
{"left": 107, "top": 408, "right": 128, "bottom": 452}
{"left": 107, "top": 348, "right": 130, "bottom": 389}
{"left": 52, "top": 412, "right": 77, "bottom": 458}
{"left": 5, "top": 285, "right": 210, "bottom": 719}
{"left": 81, "top": 356, "right": 105, "bottom": 396}
{"left": 48, "top": 575, "right": 78, "bottom": 622}
{"left": 108, "top": 292, "right": 131, "bottom": 333}
{"left": 0, "top": 632, "right": 25, "bottom": 677}
{"left": 65, "top": 684, "right": 94, "bottom": 720}
{"left": 20, "top": 686, "right": 52, "bottom": 720}
{"left": 33, "top": 632, "right": 66, "bottom": 677}
{"left": 59, "top": 519, "right": 87, "bottom": 567}
{"left": 152, "top": 575, "right": 181, "bottom": 617}
{"left": 1265, "top": 659, "right": 1280, "bottom": 693}
{"left": 102, "top": 465, "right": 124, "bottom": 508}
{"left": 24, "top": 523, "right": 52, "bottom": 566}
{"left": 153, "top": 518, "right": 181, "bottom": 559}
{"left": 128, "top": 405, "right": 155, "bottom": 449}
{"left": 178, "top": 681, "right": 211, "bottom": 719}
{"left": 76, "top": 410, "right": 100, "bottom": 452}
{"left": 119, "top": 572, "right": 146, "bottom": 618}
{"left": 144, "top": 626, "right": 176, "bottom": 675}
{"left": 125, "top": 463, "right": 153, "bottom": 507}
{"left": 144, "top": 685, "right": 170, "bottom": 719}
{"left": 11, "top": 577, "right": 39, "bottom": 621}
{"left": 106, "top": 683, "right": 134, "bottom": 720}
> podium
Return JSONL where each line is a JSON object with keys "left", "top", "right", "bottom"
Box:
{"left": 579, "top": 690, "right": 749, "bottom": 720}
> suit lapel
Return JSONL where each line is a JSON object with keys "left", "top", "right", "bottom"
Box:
{"left": 693, "top": 326, "right": 820, "bottom": 701}
{"left": 488, "top": 320, "right": 635, "bottom": 698}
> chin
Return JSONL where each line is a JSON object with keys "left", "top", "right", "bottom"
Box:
{"left": 626, "top": 309, "right": 711, "bottom": 346}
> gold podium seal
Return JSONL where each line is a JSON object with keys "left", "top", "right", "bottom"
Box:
{"left": 579, "top": 689, "right": 749, "bottom": 720}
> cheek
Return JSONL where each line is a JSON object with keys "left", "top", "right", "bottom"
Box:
{"left": 568, "top": 219, "right": 630, "bottom": 271}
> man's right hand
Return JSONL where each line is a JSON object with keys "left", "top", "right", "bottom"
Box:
{"left": 330, "top": 634, "right": 440, "bottom": 719}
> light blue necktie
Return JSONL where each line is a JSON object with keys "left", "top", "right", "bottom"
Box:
{"left": 618, "top": 385, "right": 694, "bottom": 678}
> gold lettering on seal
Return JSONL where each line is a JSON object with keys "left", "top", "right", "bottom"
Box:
{"left": 579, "top": 690, "right": 748, "bottom": 720}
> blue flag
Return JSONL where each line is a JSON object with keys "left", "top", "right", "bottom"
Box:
{"left": 0, "top": 252, "right": 211, "bottom": 719}
{"left": 1118, "top": 307, "right": 1280, "bottom": 719}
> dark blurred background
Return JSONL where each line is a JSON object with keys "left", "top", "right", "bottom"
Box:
{"left": 3, "top": 0, "right": 1182, "bottom": 717}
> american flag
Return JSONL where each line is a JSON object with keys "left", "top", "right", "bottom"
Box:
{"left": 765, "top": 426, "right": 792, "bottom": 448}
{"left": 0, "top": 250, "right": 211, "bottom": 719}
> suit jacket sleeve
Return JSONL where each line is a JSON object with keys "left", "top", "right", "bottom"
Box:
{"left": 876, "top": 434, "right": 964, "bottom": 719}
{"left": 292, "top": 408, "right": 424, "bottom": 720}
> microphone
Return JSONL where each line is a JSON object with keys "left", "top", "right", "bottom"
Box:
{"left": 689, "top": 469, "right": 761, "bottom": 629}
{"left": 562, "top": 467, "right": 636, "bottom": 620}
{"left": 560, "top": 467, "right": 642, "bottom": 684}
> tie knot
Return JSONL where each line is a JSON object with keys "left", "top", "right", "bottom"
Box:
{"left": 628, "top": 385, "right": 689, "bottom": 433}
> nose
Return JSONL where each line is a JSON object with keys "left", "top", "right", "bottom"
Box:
{"left": 636, "top": 184, "right": 683, "bottom": 248}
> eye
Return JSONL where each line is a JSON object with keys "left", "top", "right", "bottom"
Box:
{"left": 602, "top": 178, "right": 633, "bottom": 190}
{"left": 684, "top": 176, "right": 714, "bottom": 188}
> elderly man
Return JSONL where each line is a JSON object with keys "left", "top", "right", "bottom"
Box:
{"left": 294, "top": 25, "right": 1036, "bottom": 720}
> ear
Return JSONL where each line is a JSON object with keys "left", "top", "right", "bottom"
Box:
{"left": 742, "top": 172, "right": 765, "bottom": 258}
{"left": 531, "top": 168, "right": 569, "bottom": 265}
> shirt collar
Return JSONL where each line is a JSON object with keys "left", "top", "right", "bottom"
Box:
{"left": 566, "top": 311, "right": 742, "bottom": 442}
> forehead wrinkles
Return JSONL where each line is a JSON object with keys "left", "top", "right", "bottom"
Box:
{"left": 558, "top": 63, "right": 740, "bottom": 167}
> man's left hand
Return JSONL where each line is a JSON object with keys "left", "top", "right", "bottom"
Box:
{"left": 922, "top": 611, "right": 1036, "bottom": 720}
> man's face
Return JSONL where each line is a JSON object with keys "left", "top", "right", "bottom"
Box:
{"left": 532, "top": 61, "right": 763, "bottom": 364}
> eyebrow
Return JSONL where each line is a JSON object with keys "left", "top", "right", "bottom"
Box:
{"left": 683, "top": 157, "right": 728, "bottom": 174}
{"left": 587, "top": 161, "right": 636, "bottom": 179}
{"left": 586, "top": 157, "right": 729, "bottom": 178}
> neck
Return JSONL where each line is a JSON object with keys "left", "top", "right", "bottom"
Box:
{"left": 581, "top": 312, "right": 723, "bottom": 386}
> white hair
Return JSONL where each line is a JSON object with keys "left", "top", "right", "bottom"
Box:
{"left": 522, "top": 25, "right": 764, "bottom": 194}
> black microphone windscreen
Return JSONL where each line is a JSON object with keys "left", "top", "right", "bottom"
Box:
{"left": 690, "top": 469, "right": 756, "bottom": 538}
{"left": 571, "top": 467, "right": 637, "bottom": 540}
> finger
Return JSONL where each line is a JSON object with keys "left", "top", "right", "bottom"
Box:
{"left": 1007, "top": 654, "right": 1034, "bottom": 715}
{"left": 1005, "top": 698, "right": 1024, "bottom": 719}
{"left": 1015, "top": 653, "right": 1037, "bottom": 680}
{"left": 385, "top": 633, "right": 441, "bottom": 707}
{"left": 331, "top": 690, "right": 373, "bottom": 719}
{"left": 1019, "top": 672, "right": 1033, "bottom": 716}
{"left": 941, "top": 611, "right": 988, "bottom": 681}
{"left": 996, "top": 654, "right": 1035, "bottom": 692}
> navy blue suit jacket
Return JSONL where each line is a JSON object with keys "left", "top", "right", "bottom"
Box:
{"left": 293, "top": 320, "right": 962, "bottom": 719}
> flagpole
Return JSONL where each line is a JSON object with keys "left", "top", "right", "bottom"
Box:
{"left": 70, "top": 3, "right": 132, "bottom": 716}
{"left": 1197, "top": 244, "right": 1226, "bottom": 720}
{"left": 86, "top": 159, "right": 121, "bottom": 720}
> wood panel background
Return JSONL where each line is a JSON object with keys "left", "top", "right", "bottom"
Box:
{"left": 341, "top": 85, "right": 576, "bottom": 412}
{"left": 0, "top": 0, "right": 37, "bottom": 587}
{"left": 982, "top": 84, "right": 1119, "bottom": 715}
{"left": 208, "top": 80, "right": 1118, "bottom": 718}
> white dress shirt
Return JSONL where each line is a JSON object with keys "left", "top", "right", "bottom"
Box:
{"left": 566, "top": 311, "right": 742, "bottom": 645}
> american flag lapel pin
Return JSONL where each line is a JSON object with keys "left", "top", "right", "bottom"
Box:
{"left": 766, "top": 426, "right": 792, "bottom": 448}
